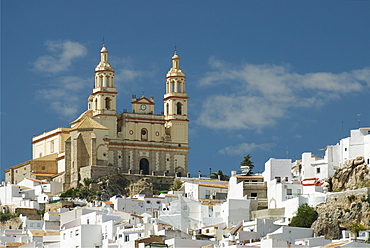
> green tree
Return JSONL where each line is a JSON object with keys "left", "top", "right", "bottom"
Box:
{"left": 240, "top": 154, "right": 254, "bottom": 175}
{"left": 351, "top": 222, "right": 366, "bottom": 239}
{"left": 83, "top": 178, "right": 96, "bottom": 187}
{"left": 210, "top": 170, "right": 230, "bottom": 181}
{"left": 290, "top": 203, "right": 318, "bottom": 228}
{"left": 170, "top": 179, "right": 183, "bottom": 191}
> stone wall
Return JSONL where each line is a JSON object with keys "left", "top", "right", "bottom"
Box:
{"left": 5, "top": 160, "right": 57, "bottom": 184}
{"left": 251, "top": 208, "right": 285, "bottom": 221}
{"left": 326, "top": 187, "right": 370, "bottom": 206}
{"left": 45, "top": 201, "right": 74, "bottom": 212}
{"left": 79, "top": 165, "right": 117, "bottom": 182}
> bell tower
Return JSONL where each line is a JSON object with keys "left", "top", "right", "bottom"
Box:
{"left": 163, "top": 52, "right": 188, "bottom": 120}
{"left": 163, "top": 52, "right": 189, "bottom": 145}
{"left": 88, "top": 44, "right": 117, "bottom": 116}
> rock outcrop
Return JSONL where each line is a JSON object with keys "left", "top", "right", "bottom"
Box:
{"left": 330, "top": 156, "right": 370, "bottom": 191}
{"left": 312, "top": 157, "right": 370, "bottom": 239}
{"left": 312, "top": 189, "right": 370, "bottom": 239}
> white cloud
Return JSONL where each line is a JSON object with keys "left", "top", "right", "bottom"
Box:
{"left": 219, "top": 142, "right": 274, "bottom": 156}
{"left": 33, "top": 40, "right": 87, "bottom": 73}
{"left": 198, "top": 95, "right": 285, "bottom": 130}
{"left": 112, "top": 56, "right": 158, "bottom": 95}
{"left": 197, "top": 58, "right": 370, "bottom": 130}
{"left": 37, "top": 76, "right": 90, "bottom": 118}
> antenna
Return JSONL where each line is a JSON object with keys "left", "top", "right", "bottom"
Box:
{"left": 357, "top": 114, "right": 361, "bottom": 128}
{"left": 286, "top": 145, "right": 289, "bottom": 158}
{"left": 102, "top": 36, "right": 105, "bottom": 46}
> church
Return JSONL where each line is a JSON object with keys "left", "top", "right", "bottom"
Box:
{"left": 5, "top": 45, "right": 190, "bottom": 190}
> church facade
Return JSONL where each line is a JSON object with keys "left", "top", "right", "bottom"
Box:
{"left": 5, "top": 45, "right": 189, "bottom": 189}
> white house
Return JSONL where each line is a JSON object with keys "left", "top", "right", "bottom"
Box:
{"left": 300, "top": 127, "right": 370, "bottom": 181}
{"left": 182, "top": 179, "right": 228, "bottom": 201}
{"left": 261, "top": 226, "right": 314, "bottom": 247}
{"left": 262, "top": 158, "right": 292, "bottom": 183}
{"left": 266, "top": 178, "right": 326, "bottom": 221}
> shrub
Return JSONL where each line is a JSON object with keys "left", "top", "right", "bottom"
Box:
{"left": 290, "top": 203, "right": 318, "bottom": 228}
{"left": 348, "top": 195, "right": 356, "bottom": 202}
{"left": 351, "top": 222, "right": 365, "bottom": 235}
{"left": 0, "top": 213, "right": 18, "bottom": 223}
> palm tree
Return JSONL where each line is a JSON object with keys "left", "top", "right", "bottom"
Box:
{"left": 210, "top": 170, "right": 229, "bottom": 181}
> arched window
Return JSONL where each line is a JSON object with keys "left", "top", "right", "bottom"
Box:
{"left": 176, "top": 102, "right": 182, "bottom": 115}
{"left": 105, "top": 97, "right": 111, "bottom": 110}
{"left": 141, "top": 128, "right": 148, "bottom": 141}
{"left": 99, "top": 76, "right": 103, "bottom": 87}
{"left": 166, "top": 103, "right": 169, "bottom": 115}
{"left": 95, "top": 99, "right": 98, "bottom": 110}
{"left": 171, "top": 80, "right": 175, "bottom": 93}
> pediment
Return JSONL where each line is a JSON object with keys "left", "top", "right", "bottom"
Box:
{"left": 131, "top": 96, "right": 154, "bottom": 105}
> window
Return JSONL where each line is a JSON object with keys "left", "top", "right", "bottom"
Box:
{"left": 251, "top": 193, "right": 258, "bottom": 197}
{"left": 125, "top": 235, "right": 129, "bottom": 242}
{"left": 285, "top": 177, "right": 289, "bottom": 182}
{"left": 105, "top": 97, "right": 111, "bottom": 110}
{"left": 75, "top": 229, "right": 79, "bottom": 236}
{"left": 287, "top": 189, "right": 292, "bottom": 195}
{"left": 176, "top": 102, "right": 182, "bottom": 115}
{"left": 205, "top": 190, "right": 210, "bottom": 199}
{"left": 275, "top": 177, "right": 281, "bottom": 183}
{"left": 316, "top": 167, "right": 321, "bottom": 174}
{"left": 141, "top": 129, "right": 148, "bottom": 141}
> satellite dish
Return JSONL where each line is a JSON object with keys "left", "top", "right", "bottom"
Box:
{"left": 240, "top": 166, "right": 250, "bottom": 175}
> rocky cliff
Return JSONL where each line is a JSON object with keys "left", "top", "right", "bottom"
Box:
{"left": 312, "top": 157, "right": 370, "bottom": 240}
{"left": 330, "top": 156, "right": 370, "bottom": 191}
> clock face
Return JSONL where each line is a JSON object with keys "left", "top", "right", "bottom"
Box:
{"left": 140, "top": 104, "right": 147, "bottom": 110}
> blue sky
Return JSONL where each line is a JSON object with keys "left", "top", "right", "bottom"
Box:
{"left": 1, "top": 1, "right": 370, "bottom": 180}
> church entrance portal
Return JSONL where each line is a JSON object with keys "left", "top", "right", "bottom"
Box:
{"left": 139, "top": 158, "right": 149, "bottom": 175}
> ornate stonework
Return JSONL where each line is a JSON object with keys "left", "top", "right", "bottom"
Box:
{"left": 5, "top": 45, "right": 189, "bottom": 190}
